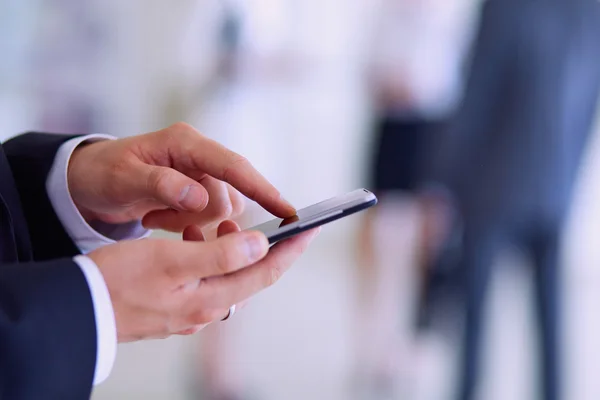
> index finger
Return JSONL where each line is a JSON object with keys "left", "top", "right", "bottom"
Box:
{"left": 198, "top": 228, "right": 321, "bottom": 308}
{"left": 177, "top": 125, "right": 296, "bottom": 218}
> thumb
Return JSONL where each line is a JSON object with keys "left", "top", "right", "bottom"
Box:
{"left": 134, "top": 163, "right": 209, "bottom": 211}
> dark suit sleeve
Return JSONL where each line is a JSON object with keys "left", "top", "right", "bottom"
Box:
{"left": 2, "top": 133, "right": 81, "bottom": 260}
{"left": 0, "top": 259, "right": 96, "bottom": 399}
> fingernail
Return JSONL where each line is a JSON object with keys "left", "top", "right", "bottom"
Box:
{"left": 245, "top": 233, "right": 267, "bottom": 262}
{"left": 179, "top": 185, "right": 206, "bottom": 210}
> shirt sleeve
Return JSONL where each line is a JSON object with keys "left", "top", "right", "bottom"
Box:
{"left": 46, "top": 135, "right": 152, "bottom": 385}
{"left": 46, "top": 135, "right": 152, "bottom": 254}
{"left": 73, "top": 255, "right": 118, "bottom": 385}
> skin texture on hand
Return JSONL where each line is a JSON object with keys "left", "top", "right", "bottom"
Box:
{"left": 68, "top": 122, "right": 319, "bottom": 343}
{"left": 67, "top": 122, "right": 296, "bottom": 232}
{"left": 174, "top": 221, "right": 253, "bottom": 335}
{"left": 87, "top": 223, "right": 320, "bottom": 342}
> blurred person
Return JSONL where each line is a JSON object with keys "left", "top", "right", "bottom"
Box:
{"left": 355, "top": 0, "right": 477, "bottom": 397}
{"left": 0, "top": 122, "right": 320, "bottom": 398}
{"left": 186, "top": 2, "right": 304, "bottom": 398}
{"left": 191, "top": 5, "right": 252, "bottom": 399}
{"left": 424, "top": 0, "right": 600, "bottom": 399}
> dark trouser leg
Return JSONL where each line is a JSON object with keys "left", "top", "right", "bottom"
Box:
{"left": 457, "top": 224, "right": 501, "bottom": 400}
{"left": 529, "top": 226, "right": 562, "bottom": 400}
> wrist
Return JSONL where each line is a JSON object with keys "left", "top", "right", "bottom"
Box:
{"left": 73, "top": 254, "right": 118, "bottom": 384}
{"left": 67, "top": 141, "right": 104, "bottom": 223}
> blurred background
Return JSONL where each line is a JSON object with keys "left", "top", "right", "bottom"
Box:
{"left": 2, "top": 0, "right": 600, "bottom": 399}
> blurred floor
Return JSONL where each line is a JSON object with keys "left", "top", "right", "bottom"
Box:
{"left": 92, "top": 126, "right": 600, "bottom": 399}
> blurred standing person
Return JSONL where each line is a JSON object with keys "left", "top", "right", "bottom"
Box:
{"left": 425, "top": 0, "right": 600, "bottom": 399}
{"left": 355, "top": 0, "right": 478, "bottom": 397}
{"left": 185, "top": 1, "right": 300, "bottom": 399}
{"left": 195, "top": 0, "right": 297, "bottom": 213}
{"left": 192, "top": 4, "right": 248, "bottom": 400}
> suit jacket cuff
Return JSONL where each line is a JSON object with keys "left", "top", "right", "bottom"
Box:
{"left": 3, "top": 133, "right": 81, "bottom": 260}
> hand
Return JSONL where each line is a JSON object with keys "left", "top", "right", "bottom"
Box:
{"left": 87, "top": 222, "right": 320, "bottom": 342}
{"left": 175, "top": 220, "right": 250, "bottom": 336}
{"left": 67, "top": 122, "right": 295, "bottom": 232}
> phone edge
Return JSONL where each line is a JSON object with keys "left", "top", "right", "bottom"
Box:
{"left": 267, "top": 197, "right": 378, "bottom": 244}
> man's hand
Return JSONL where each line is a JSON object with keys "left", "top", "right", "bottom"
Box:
{"left": 67, "top": 122, "right": 295, "bottom": 232}
{"left": 87, "top": 222, "right": 320, "bottom": 342}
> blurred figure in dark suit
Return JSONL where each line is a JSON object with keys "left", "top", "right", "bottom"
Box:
{"left": 355, "top": 0, "right": 478, "bottom": 398}
{"left": 424, "top": 0, "right": 600, "bottom": 399}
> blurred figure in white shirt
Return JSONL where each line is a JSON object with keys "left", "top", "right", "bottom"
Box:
{"left": 188, "top": 1, "right": 301, "bottom": 399}
{"left": 355, "top": 0, "right": 478, "bottom": 397}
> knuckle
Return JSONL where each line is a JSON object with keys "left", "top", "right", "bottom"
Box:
{"left": 246, "top": 186, "right": 259, "bottom": 202}
{"left": 155, "top": 125, "right": 176, "bottom": 142}
{"left": 170, "top": 122, "right": 204, "bottom": 142}
{"left": 171, "top": 121, "right": 196, "bottom": 134}
{"left": 207, "top": 309, "right": 226, "bottom": 322}
{"left": 189, "top": 312, "right": 207, "bottom": 325}
{"left": 162, "top": 129, "right": 177, "bottom": 146}
{"left": 222, "top": 154, "right": 250, "bottom": 182}
{"left": 214, "top": 201, "right": 234, "bottom": 221}
{"left": 230, "top": 196, "right": 245, "bottom": 217}
{"left": 158, "top": 319, "right": 173, "bottom": 339}
{"left": 180, "top": 326, "right": 202, "bottom": 336}
{"left": 158, "top": 123, "right": 190, "bottom": 150}
{"left": 213, "top": 242, "right": 237, "bottom": 274}
{"left": 156, "top": 244, "right": 184, "bottom": 282}
{"left": 190, "top": 309, "right": 219, "bottom": 325}
{"left": 146, "top": 168, "right": 169, "bottom": 194}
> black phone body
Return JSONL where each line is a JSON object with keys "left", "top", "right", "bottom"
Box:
{"left": 247, "top": 189, "right": 378, "bottom": 244}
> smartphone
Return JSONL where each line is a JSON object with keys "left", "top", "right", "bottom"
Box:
{"left": 247, "top": 189, "right": 378, "bottom": 244}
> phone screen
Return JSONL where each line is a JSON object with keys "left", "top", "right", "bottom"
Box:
{"left": 250, "top": 214, "right": 301, "bottom": 236}
{"left": 248, "top": 190, "right": 376, "bottom": 241}
{"left": 250, "top": 198, "right": 341, "bottom": 237}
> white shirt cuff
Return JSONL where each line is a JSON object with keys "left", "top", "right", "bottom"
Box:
{"left": 46, "top": 134, "right": 152, "bottom": 386}
{"left": 74, "top": 255, "right": 117, "bottom": 386}
{"left": 46, "top": 134, "right": 152, "bottom": 254}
